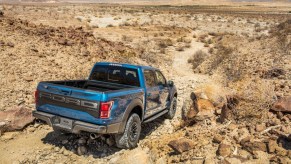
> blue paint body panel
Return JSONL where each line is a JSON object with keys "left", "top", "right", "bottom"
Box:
{"left": 35, "top": 62, "right": 177, "bottom": 131}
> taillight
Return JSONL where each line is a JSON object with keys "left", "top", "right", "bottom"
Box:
{"left": 34, "top": 90, "right": 39, "bottom": 104}
{"left": 100, "top": 101, "right": 114, "bottom": 119}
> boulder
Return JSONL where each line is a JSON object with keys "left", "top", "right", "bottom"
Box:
{"left": 268, "top": 140, "right": 277, "bottom": 153}
{"left": 168, "top": 138, "right": 196, "bottom": 153}
{"left": 181, "top": 93, "right": 199, "bottom": 122}
{"left": 109, "top": 147, "right": 152, "bottom": 164}
{"left": 182, "top": 92, "right": 215, "bottom": 123}
{"left": 213, "top": 134, "right": 224, "bottom": 144}
{"left": 255, "top": 124, "right": 266, "bottom": 132}
{"left": 241, "top": 141, "right": 267, "bottom": 153}
{"left": 220, "top": 96, "right": 239, "bottom": 123}
{"left": 271, "top": 96, "right": 291, "bottom": 113}
{"left": 0, "top": 106, "right": 34, "bottom": 133}
{"left": 217, "top": 143, "right": 232, "bottom": 157}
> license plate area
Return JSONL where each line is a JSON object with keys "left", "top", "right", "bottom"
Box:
{"left": 59, "top": 117, "right": 73, "bottom": 129}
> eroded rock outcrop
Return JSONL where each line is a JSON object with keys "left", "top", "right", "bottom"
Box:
{"left": 0, "top": 106, "right": 34, "bottom": 134}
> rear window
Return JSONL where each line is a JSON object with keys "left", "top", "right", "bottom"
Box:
{"left": 89, "top": 65, "right": 140, "bottom": 87}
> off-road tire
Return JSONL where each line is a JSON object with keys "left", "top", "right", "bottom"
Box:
{"left": 165, "top": 97, "right": 177, "bottom": 119}
{"left": 115, "top": 113, "right": 141, "bottom": 149}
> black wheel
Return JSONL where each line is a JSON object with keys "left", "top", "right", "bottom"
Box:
{"left": 115, "top": 113, "right": 141, "bottom": 149}
{"left": 165, "top": 97, "right": 177, "bottom": 119}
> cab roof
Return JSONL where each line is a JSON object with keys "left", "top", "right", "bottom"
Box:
{"left": 95, "top": 62, "right": 158, "bottom": 70}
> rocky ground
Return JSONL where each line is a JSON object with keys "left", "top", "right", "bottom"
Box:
{"left": 0, "top": 3, "right": 290, "bottom": 164}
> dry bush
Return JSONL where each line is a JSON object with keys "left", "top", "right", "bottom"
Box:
{"left": 176, "top": 37, "right": 191, "bottom": 43}
{"left": 209, "top": 48, "right": 214, "bottom": 54}
{"left": 107, "top": 24, "right": 114, "bottom": 27}
{"left": 207, "top": 39, "right": 213, "bottom": 44}
{"left": 231, "top": 78, "right": 276, "bottom": 122}
{"left": 185, "top": 43, "right": 191, "bottom": 48}
{"left": 209, "top": 45, "right": 234, "bottom": 73}
{"left": 120, "top": 21, "right": 130, "bottom": 26}
{"left": 198, "top": 34, "right": 208, "bottom": 42}
{"left": 158, "top": 38, "right": 174, "bottom": 48}
{"left": 269, "top": 19, "right": 291, "bottom": 55}
{"left": 208, "top": 32, "right": 217, "bottom": 36}
{"left": 224, "top": 55, "right": 243, "bottom": 82}
{"left": 175, "top": 45, "right": 185, "bottom": 51}
{"left": 194, "top": 83, "right": 232, "bottom": 107}
{"left": 188, "top": 50, "right": 207, "bottom": 69}
{"left": 122, "top": 35, "right": 133, "bottom": 42}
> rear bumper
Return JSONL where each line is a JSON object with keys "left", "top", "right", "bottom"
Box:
{"left": 32, "top": 111, "right": 121, "bottom": 134}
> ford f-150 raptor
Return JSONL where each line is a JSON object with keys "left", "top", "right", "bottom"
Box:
{"left": 33, "top": 62, "right": 177, "bottom": 149}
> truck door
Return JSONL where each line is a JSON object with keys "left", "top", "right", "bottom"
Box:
{"left": 143, "top": 70, "right": 160, "bottom": 118}
{"left": 155, "top": 70, "right": 170, "bottom": 110}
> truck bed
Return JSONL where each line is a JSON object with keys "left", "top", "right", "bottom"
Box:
{"left": 46, "top": 80, "right": 135, "bottom": 92}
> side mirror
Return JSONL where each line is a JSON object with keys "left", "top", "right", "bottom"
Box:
{"left": 168, "top": 80, "right": 174, "bottom": 87}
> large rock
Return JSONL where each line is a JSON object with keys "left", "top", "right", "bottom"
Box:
{"left": 241, "top": 141, "right": 267, "bottom": 153}
{"left": 168, "top": 138, "right": 196, "bottom": 153}
{"left": 268, "top": 140, "right": 277, "bottom": 153}
{"left": 181, "top": 93, "right": 199, "bottom": 122}
{"left": 109, "top": 147, "right": 152, "bottom": 164}
{"left": 220, "top": 96, "right": 239, "bottom": 123}
{"left": 0, "top": 106, "right": 34, "bottom": 133}
{"left": 217, "top": 143, "right": 232, "bottom": 157}
{"left": 255, "top": 124, "right": 266, "bottom": 132}
{"left": 271, "top": 96, "right": 291, "bottom": 113}
{"left": 213, "top": 134, "right": 224, "bottom": 144}
{"left": 0, "top": 10, "right": 3, "bottom": 17}
{"left": 182, "top": 92, "right": 215, "bottom": 123}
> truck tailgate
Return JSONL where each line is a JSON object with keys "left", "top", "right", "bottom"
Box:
{"left": 36, "top": 82, "right": 105, "bottom": 124}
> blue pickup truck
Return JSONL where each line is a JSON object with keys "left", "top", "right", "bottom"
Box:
{"left": 33, "top": 62, "right": 177, "bottom": 149}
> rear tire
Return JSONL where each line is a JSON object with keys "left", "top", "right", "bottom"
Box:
{"left": 165, "top": 97, "right": 177, "bottom": 119}
{"left": 115, "top": 113, "right": 141, "bottom": 149}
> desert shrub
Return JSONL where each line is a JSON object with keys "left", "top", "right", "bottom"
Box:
{"left": 209, "top": 45, "right": 233, "bottom": 72}
{"left": 270, "top": 19, "right": 291, "bottom": 55}
{"left": 158, "top": 38, "right": 174, "bottom": 48}
{"left": 198, "top": 34, "right": 208, "bottom": 40}
{"left": 188, "top": 50, "right": 207, "bottom": 69}
{"left": 207, "top": 39, "right": 213, "bottom": 44}
{"left": 185, "top": 43, "right": 191, "bottom": 48}
{"left": 224, "top": 55, "right": 243, "bottom": 82}
{"left": 209, "top": 48, "right": 214, "bottom": 54}
{"left": 120, "top": 21, "right": 130, "bottom": 26}
{"left": 232, "top": 78, "right": 276, "bottom": 122}
{"left": 160, "top": 48, "right": 166, "bottom": 54}
{"left": 176, "top": 37, "right": 184, "bottom": 42}
{"left": 122, "top": 35, "right": 133, "bottom": 42}
{"left": 107, "top": 24, "right": 114, "bottom": 27}
{"left": 176, "top": 37, "right": 191, "bottom": 43}
{"left": 208, "top": 32, "right": 217, "bottom": 36}
{"left": 183, "top": 38, "right": 192, "bottom": 44}
{"left": 175, "top": 45, "right": 185, "bottom": 51}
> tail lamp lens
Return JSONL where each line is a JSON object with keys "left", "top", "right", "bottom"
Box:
{"left": 100, "top": 101, "right": 113, "bottom": 119}
{"left": 34, "top": 90, "right": 39, "bottom": 104}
